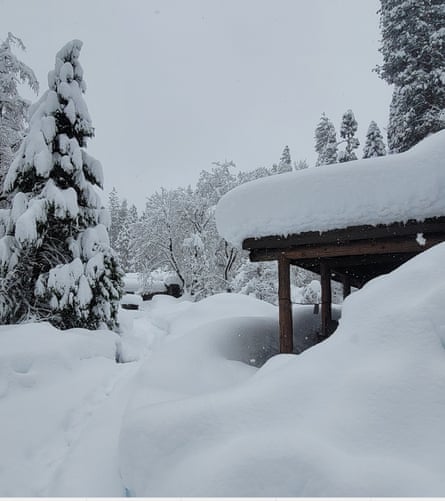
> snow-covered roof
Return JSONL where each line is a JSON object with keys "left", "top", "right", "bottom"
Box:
{"left": 215, "top": 131, "right": 445, "bottom": 247}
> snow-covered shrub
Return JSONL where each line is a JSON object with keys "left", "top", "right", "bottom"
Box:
{"left": 0, "top": 40, "right": 123, "bottom": 329}
{"left": 230, "top": 260, "right": 279, "bottom": 305}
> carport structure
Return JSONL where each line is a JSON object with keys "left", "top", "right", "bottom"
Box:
{"left": 215, "top": 131, "right": 445, "bottom": 354}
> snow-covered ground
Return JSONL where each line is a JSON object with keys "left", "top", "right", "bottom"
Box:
{"left": 0, "top": 324, "right": 128, "bottom": 496}
{"left": 1, "top": 242, "right": 445, "bottom": 496}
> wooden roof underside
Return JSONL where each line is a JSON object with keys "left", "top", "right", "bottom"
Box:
{"left": 243, "top": 217, "right": 445, "bottom": 288}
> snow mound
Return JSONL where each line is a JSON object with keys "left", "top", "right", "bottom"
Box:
{"left": 0, "top": 323, "right": 120, "bottom": 496}
{"left": 168, "top": 292, "right": 277, "bottom": 335}
{"left": 0, "top": 323, "right": 118, "bottom": 385}
{"left": 119, "top": 243, "right": 445, "bottom": 496}
{"left": 216, "top": 130, "right": 445, "bottom": 246}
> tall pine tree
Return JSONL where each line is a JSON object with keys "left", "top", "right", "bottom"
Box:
{"left": 315, "top": 113, "right": 338, "bottom": 166}
{"left": 0, "top": 33, "right": 39, "bottom": 196}
{"left": 107, "top": 186, "right": 120, "bottom": 248}
{"left": 0, "top": 40, "right": 123, "bottom": 329}
{"left": 363, "top": 121, "right": 387, "bottom": 158}
{"left": 338, "top": 109, "right": 360, "bottom": 162}
{"left": 377, "top": 0, "right": 445, "bottom": 152}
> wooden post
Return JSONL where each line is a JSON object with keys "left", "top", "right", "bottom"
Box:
{"left": 278, "top": 256, "right": 293, "bottom": 353}
{"left": 342, "top": 275, "right": 351, "bottom": 299}
{"left": 320, "top": 260, "right": 332, "bottom": 340}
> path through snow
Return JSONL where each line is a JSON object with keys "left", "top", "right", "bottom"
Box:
{"left": 45, "top": 305, "right": 168, "bottom": 496}
{"left": 45, "top": 362, "right": 138, "bottom": 496}
{"left": 0, "top": 304, "right": 166, "bottom": 496}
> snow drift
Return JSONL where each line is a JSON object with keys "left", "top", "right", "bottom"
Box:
{"left": 216, "top": 130, "right": 445, "bottom": 246}
{"left": 0, "top": 323, "right": 126, "bottom": 496}
{"left": 119, "top": 242, "right": 445, "bottom": 496}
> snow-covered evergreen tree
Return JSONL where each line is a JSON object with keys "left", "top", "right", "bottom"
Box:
{"left": 363, "top": 121, "right": 387, "bottom": 158}
{"left": 280, "top": 145, "right": 291, "bottom": 167}
{"left": 0, "top": 40, "right": 123, "bottom": 329}
{"left": 114, "top": 199, "right": 139, "bottom": 272}
{"left": 338, "top": 109, "right": 360, "bottom": 162}
{"left": 0, "top": 33, "right": 39, "bottom": 197}
{"left": 377, "top": 0, "right": 445, "bottom": 152}
{"left": 271, "top": 145, "right": 293, "bottom": 174}
{"left": 107, "top": 186, "right": 120, "bottom": 248}
{"left": 314, "top": 113, "right": 338, "bottom": 166}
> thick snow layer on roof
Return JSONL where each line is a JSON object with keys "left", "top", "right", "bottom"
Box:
{"left": 216, "top": 131, "right": 445, "bottom": 246}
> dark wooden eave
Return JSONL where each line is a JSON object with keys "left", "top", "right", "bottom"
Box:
{"left": 243, "top": 216, "right": 445, "bottom": 251}
{"left": 244, "top": 217, "right": 445, "bottom": 286}
{"left": 243, "top": 216, "right": 445, "bottom": 352}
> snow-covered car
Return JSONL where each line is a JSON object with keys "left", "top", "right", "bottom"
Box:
{"left": 120, "top": 293, "right": 143, "bottom": 310}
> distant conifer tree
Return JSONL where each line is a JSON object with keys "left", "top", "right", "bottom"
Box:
{"left": 363, "top": 121, "right": 387, "bottom": 158}
{"left": 338, "top": 109, "right": 360, "bottom": 162}
{"left": 272, "top": 145, "right": 293, "bottom": 174}
{"left": 315, "top": 113, "right": 338, "bottom": 166}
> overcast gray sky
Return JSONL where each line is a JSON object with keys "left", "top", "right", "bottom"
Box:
{"left": 2, "top": 0, "right": 392, "bottom": 210}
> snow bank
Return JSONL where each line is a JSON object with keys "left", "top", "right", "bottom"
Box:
{"left": 119, "top": 243, "right": 445, "bottom": 496}
{"left": 0, "top": 322, "right": 118, "bottom": 383}
{"left": 123, "top": 292, "right": 338, "bottom": 362}
{"left": 216, "top": 130, "right": 445, "bottom": 246}
{"left": 0, "top": 323, "right": 122, "bottom": 496}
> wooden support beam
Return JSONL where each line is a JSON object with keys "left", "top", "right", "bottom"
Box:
{"left": 320, "top": 260, "right": 332, "bottom": 341}
{"left": 278, "top": 256, "right": 293, "bottom": 353}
